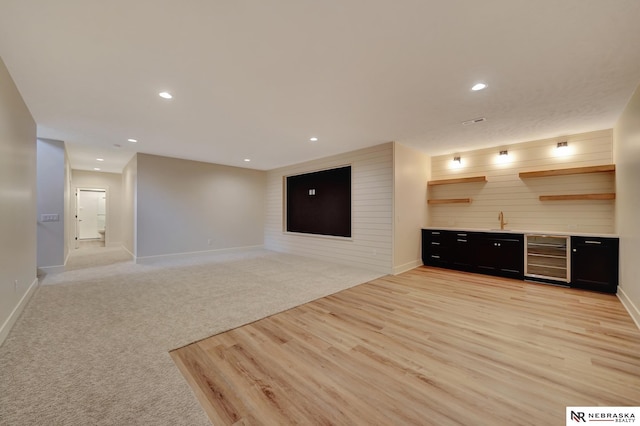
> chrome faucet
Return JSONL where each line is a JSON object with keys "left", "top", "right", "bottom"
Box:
{"left": 498, "top": 211, "right": 508, "bottom": 230}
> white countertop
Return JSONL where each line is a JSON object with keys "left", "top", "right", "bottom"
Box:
{"left": 422, "top": 227, "right": 618, "bottom": 238}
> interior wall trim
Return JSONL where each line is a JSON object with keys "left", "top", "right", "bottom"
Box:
{"left": 135, "top": 244, "right": 265, "bottom": 265}
{"left": 393, "top": 260, "right": 422, "bottom": 276}
{"left": 618, "top": 287, "right": 640, "bottom": 331}
{"left": 0, "top": 277, "right": 38, "bottom": 347}
{"left": 36, "top": 265, "right": 65, "bottom": 275}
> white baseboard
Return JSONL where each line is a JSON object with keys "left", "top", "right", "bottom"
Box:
{"left": 121, "top": 244, "right": 136, "bottom": 261}
{"left": 0, "top": 277, "right": 38, "bottom": 347}
{"left": 617, "top": 287, "right": 640, "bottom": 331}
{"left": 37, "top": 264, "right": 65, "bottom": 276}
{"left": 393, "top": 259, "right": 423, "bottom": 275}
{"left": 135, "top": 244, "right": 265, "bottom": 264}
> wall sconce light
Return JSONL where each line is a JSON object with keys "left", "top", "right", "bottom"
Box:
{"left": 451, "top": 155, "right": 462, "bottom": 169}
{"left": 453, "top": 156, "right": 461, "bottom": 163}
{"left": 555, "top": 141, "right": 569, "bottom": 156}
{"left": 496, "top": 149, "right": 510, "bottom": 164}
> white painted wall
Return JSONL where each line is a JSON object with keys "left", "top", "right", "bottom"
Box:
{"left": 72, "top": 170, "right": 124, "bottom": 247}
{"left": 122, "top": 155, "right": 137, "bottom": 257}
{"left": 614, "top": 84, "right": 640, "bottom": 327}
{"left": 135, "top": 153, "right": 266, "bottom": 260}
{"left": 36, "top": 139, "right": 66, "bottom": 273}
{"left": 265, "top": 143, "right": 393, "bottom": 274}
{"left": 0, "top": 57, "right": 38, "bottom": 346}
{"left": 393, "top": 143, "right": 430, "bottom": 274}
{"left": 429, "top": 129, "right": 615, "bottom": 234}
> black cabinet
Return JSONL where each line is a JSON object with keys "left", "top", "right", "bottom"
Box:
{"left": 570, "top": 236, "right": 619, "bottom": 293}
{"left": 422, "top": 229, "right": 523, "bottom": 278}
{"left": 450, "top": 231, "right": 473, "bottom": 271}
{"left": 473, "top": 233, "right": 524, "bottom": 279}
{"left": 421, "top": 230, "right": 473, "bottom": 272}
{"left": 422, "top": 229, "right": 452, "bottom": 268}
{"left": 422, "top": 229, "right": 619, "bottom": 294}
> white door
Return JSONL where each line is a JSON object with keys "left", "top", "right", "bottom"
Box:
{"left": 77, "top": 189, "right": 105, "bottom": 239}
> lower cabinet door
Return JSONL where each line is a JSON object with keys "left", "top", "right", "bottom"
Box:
{"left": 571, "top": 236, "right": 619, "bottom": 293}
{"left": 450, "top": 232, "right": 473, "bottom": 271}
{"left": 473, "top": 233, "right": 524, "bottom": 279}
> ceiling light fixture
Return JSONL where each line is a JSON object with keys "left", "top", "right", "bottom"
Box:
{"left": 128, "top": 138, "right": 137, "bottom": 143}
{"left": 159, "top": 91, "right": 173, "bottom": 99}
{"left": 96, "top": 158, "right": 104, "bottom": 162}
{"left": 499, "top": 150, "right": 508, "bottom": 156}
{"left": 94, "top": 168, "right": 101, "bottom": 171}
{"left": 244, "top": 159, "right": 251, "bottom": 162}
{"left": 451, "top": 155, "right": 462, "bottom": 169}
{"left": 471, "top": 83, "right": 487, "bottom": 91}
{"left": 309, "top": 137, "right": 318, "bottom": 142}
{"left": 462, "top": 117, "right": 486, "bottom": 126}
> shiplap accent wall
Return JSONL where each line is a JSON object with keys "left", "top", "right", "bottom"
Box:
{"left": 265, "top": 143, "right": 393, "bottom": 274}
{"left": 429, "top": 129, "right": 615, "bottom": 234}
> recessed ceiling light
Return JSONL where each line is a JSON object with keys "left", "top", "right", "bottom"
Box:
{"left": 128, "top": 138, "right": 137, "bottom": 143}
{"left": 471, "top": 83, "right": 487, "bottom": 91}
{"left": 309, "top": 137, "right": 318, "bottom": 142}
{"left": 94, "top": 168, "right": 101, "bottom": 171}
{"left": 96, "top": 158, "right": 104, "bottom": 162}
{"left": 462, "top": 117, "right": 487, "bottom": 126}
{"left": 244, "top": 158, "right": 251, "bottom": 162}
{"left": 159, "top": 91, "right": 173, "bottom": 99}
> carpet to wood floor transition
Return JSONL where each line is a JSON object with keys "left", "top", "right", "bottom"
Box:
{"left": 171, "top": 266, "right": 640, "bottom": 426}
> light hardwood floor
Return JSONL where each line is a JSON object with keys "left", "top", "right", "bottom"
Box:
{"left": 171, "top": 267, "right": 640, "bottom": 425}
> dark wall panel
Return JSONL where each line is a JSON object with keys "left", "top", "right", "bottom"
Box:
{"left": 286, "top": 166, "right": 351, "bottom": 237}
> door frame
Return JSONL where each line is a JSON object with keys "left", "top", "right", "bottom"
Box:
{"left": 75, "top": 187, "right": 108, "bottom": 248}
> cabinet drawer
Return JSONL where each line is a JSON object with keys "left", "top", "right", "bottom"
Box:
{"left": 572, "top": 236, "right": 617, "bottom": 248}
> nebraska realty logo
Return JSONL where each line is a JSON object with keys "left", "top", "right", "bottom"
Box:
{"left": 567, "top": 407, "right": 639, "bottom": 424}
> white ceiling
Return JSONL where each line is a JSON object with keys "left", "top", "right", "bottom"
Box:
{"left": 1, "top": 1, "right": 640, "bottom": 173}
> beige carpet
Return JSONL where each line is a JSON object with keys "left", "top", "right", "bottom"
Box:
{"left": 64, "top": 245, "right": 133, "bottom": 271}
{"left": 0, "top": 248, "right": 383, "bottom": 425}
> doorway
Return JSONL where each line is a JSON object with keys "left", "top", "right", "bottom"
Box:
{"left": 76, "top": 188, "right": 107, "bottom": 248}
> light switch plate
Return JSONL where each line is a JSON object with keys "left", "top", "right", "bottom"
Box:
{"left": 41, "top": 214, "right": 60, "bottom": 222}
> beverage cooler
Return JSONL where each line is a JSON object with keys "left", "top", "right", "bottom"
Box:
{"left": 525, "top": 235, "right": 570, "bottom": 284}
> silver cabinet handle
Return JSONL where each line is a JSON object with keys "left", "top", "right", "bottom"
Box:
{"left": 585, "top": 240, "right": 602, "bottom": 245}
{"left": 431, "top": 242, "right": 440, "bottom": 245}
{"left": 432, "top": 232, "right": 440, "bottom": 235}
{"left": 457, "top": 239, "right": 467, "bottom": 242}
{"left": 431, "top": 255, "right": 440, "bottom": 259}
